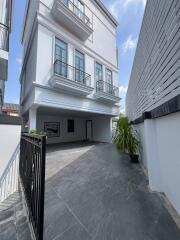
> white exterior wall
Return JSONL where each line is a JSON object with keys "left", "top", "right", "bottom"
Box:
{"left": 20, "top": 0, "right": 119, "bottom": 136}
{"left": 135, "top": 112, "right": 180, "bottom": 215}
{"left": 37, "top": 114, "right": 86, "bottom": 144}
{"left": 35, "top": 13, "right": 118, "bottom": 91}
{"left": 36, "top": 113, "right": 112, "bottom": 144}
{"left": 0, "top": 124, "right": 21, "bottom": 178}
{"left": 93, "top": 116, "right": 112, "bottom": 143}
{"left": 21, "top": 31, "right": 38, "bottom": 100}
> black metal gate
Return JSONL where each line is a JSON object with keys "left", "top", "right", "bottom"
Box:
{"left": 19, "top": 134, "right": 46, "bottom": 240}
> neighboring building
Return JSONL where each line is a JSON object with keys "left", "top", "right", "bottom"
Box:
{"left": 2, "top": 102, "right": 20, "bottom": 116}
{"left": 126, "top": 0, "right": 180, "bottom": 215}
{"left": 0, "top": 0, "right": 13, "bottom": 113}
{"left": 20, "top": 0, "right": 120, "bottom": 143}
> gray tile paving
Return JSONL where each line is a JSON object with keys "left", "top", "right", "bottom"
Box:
{"left": 45, "top": 142, "right": 180, "bottom": 240}
{"left": 0, "top": 191, "right": 32, "bottom": 240}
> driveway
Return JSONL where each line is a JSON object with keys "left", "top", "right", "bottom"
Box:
{"left": 44, "top": 142, "right": 180, "bottom": 240}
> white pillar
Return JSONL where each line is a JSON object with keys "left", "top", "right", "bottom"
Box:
{"left": 29, "top": 107, "right": 37, "bottom": 131}
{"left": 144, "top": 119, "right": 162, "bottom": 192}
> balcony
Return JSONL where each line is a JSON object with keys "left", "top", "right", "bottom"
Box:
{"left": 94, "top": 80, "right": 120, "bottom": 104}
{"left": 52, "top": 0, "right": 93, "bottom": 41}
{"left": 49, "top": 60, "right": 94, "bottom": 96}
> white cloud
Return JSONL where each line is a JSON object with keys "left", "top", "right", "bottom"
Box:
{"left": 16, "top": 57, "right": 22, "bottom": 66}
{"left": 108, "top": 0, "right": 146, "bottom": 20}
{"left": 119, "top": 85, "right": 128, "bottom": 94}
{"left": 119, "top": 85, "right": 128, "bottom": 114}
{"left": 123, "top": 0, "right": 147, "bottom": 8}
{"left": 122, "top": 35, "right": 137, "bottom": 54}
{"left": 121, "top": 35, "right": 137, "bottom": 54}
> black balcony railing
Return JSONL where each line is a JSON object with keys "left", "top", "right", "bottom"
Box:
{"left": 19, "top": 134, "right": 46, "bottom": 240}
{"left": 54, "top": 60, "right": 91, "bottom": 86}
{"left": 0, "top": 23, "right": 9, "bottom": 51}
{"left": 62, "top": 0, "right": 91, "bottom": 27}
{"left": 96, "top": 80, "right": 119, "bottom": 97}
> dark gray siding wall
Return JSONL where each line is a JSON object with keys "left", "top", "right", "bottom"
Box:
{"left": 126, "top": 0, "right": 180, "bottom": 121}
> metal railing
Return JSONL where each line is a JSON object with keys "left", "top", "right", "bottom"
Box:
{"left": 0, "top": 23, "right": 9, "bottom": 51}
{"left": 96, "top": 80, "right": 119, "bottom": 97}
{"left": 19, "top": 134, "right": 46, "bottom": 240}
{"left": 0, "top": 143, "right": 20, "bottom": 203}
{"left": 54, "top": 60, "right": 91, "bottom": 86}
{"left": 61, "top": 0, "right": 92, "bottom": 27}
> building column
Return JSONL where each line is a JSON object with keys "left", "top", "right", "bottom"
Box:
{"left": 144, "top": 119, "right": 162, "bottom": 192}
{"left": 29, "top": 107, "right": 37, "bottom": 131}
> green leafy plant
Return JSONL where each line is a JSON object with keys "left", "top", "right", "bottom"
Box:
{"left": 30, "top": 129, "right": 38, "bottom": 135}
{"left": 113, "top": 116, "right": 140, "bottom": 155}
{"left": 29, "top": 129, "right": 47, "bottom": 136}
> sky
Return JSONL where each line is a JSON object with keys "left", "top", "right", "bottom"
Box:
{"left": 5, "top": 0, "right": 146, "bottom": 113}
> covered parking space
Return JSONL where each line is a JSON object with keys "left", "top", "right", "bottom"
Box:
{"left": 36, "top": 106, "right": 113, "bottom": 144}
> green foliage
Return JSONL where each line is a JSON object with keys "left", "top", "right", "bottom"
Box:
{"left": 29, "top": 129, "right": 47, "bottom": 136}
{"left": 113, "top": 116, "right": 140, "bottom": 155}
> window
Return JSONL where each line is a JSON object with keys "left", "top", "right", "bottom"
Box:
{"left": 106, "top": 69, "right": 113, "bottom": 95}
{"left": 55, "top": 38, "right": 68, "bottom": 77}
{"left": 68, "top": 119, "right": 75, "bottom": 132}
{"left": 95, "top": 62, "right": 103, "bottom": 92}
{"left": 106, "top": 69, "right": 113, "bottom": 84}
{"left": 95, "top": 62, "right": 103, "bottom": 82}
{"left": 73, "top": 0, "right": 84, "bottom": 20}
{"left": 75, "top": 50, "right": 85, "bottom": 82}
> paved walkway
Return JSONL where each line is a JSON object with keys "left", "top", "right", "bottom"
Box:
{"left": 0, "top": 191, "right": 32, "bottom": 240}
{"left": 44, "top": 142, "right": 180, "bottom": 240}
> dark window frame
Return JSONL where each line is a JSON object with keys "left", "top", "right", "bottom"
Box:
{"left": 67, "top": 119, "right": 75, "bottom": 133}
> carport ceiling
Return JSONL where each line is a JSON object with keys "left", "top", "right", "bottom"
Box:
{"left": 38, "top": 106, "right": 112, "bottom": 117}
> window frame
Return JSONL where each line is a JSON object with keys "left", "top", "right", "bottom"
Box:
{"left": 67, "top": 119, "right": 75, "bottom": 133}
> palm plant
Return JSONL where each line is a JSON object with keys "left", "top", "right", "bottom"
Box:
{"left": 113, "top": 116, "right": 140, "bottom": 162}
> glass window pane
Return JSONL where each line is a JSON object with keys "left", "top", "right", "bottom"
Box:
{"left": 55, "top": 38, "right": 68, "bottom": 78}
{"left": 75, "top": 50, "right": 85, "bottom": 82}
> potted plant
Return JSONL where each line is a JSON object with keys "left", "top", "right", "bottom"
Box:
{"left": 113, "top": 116, "right": 140, "bottom": 163}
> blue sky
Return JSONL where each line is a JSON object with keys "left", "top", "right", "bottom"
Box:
{"left": 5, "top": 0, "right": 146, "bottom": 113}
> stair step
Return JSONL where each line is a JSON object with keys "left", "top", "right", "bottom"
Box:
{"left": 0, "top": 191, "right": 20, "bottom": 212}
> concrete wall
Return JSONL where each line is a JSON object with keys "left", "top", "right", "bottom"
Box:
{"left": 93, "top": 116, "right": 112, "bottom": 143}
{"left": 135, "top": 112, "right": 180, "bottom": 215}
{"left": 0, "top": 124, "right": 21, "bottom": 178}
{"left": 36, "top": 113, "right": 112, "bottom": 144}
{"left": 37, "top": 114, "right": 86, "bottom": 144}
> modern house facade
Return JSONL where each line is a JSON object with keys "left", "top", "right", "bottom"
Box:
{"left": 0, "top": 0, "right": 12, "bottom": 112}
{"left": 20, "top": 0, "right": 120, "bottom": 143}
{"left": 126, "top": 0, "right": 180, "bottom": 215}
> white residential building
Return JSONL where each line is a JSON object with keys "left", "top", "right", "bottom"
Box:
{"left": 20, "top": 0, "right": 120, "bottom": 143}
{"left": 0, "top": 0, "right": 13, "bottom": 112}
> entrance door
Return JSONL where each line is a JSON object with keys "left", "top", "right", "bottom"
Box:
{"left": 86, "top": 120, "right": 93, "bottom": 141}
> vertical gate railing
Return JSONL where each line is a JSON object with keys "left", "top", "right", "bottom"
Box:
{"left": 19, "top": 134, "right": 46, "bottom": 240}
{"left": 0, "top": 143, "right": 20, "bottom": 202}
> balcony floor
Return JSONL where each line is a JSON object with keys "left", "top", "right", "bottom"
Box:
{"left": 44, "top": 142, "right": 180, "bottom": 240}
